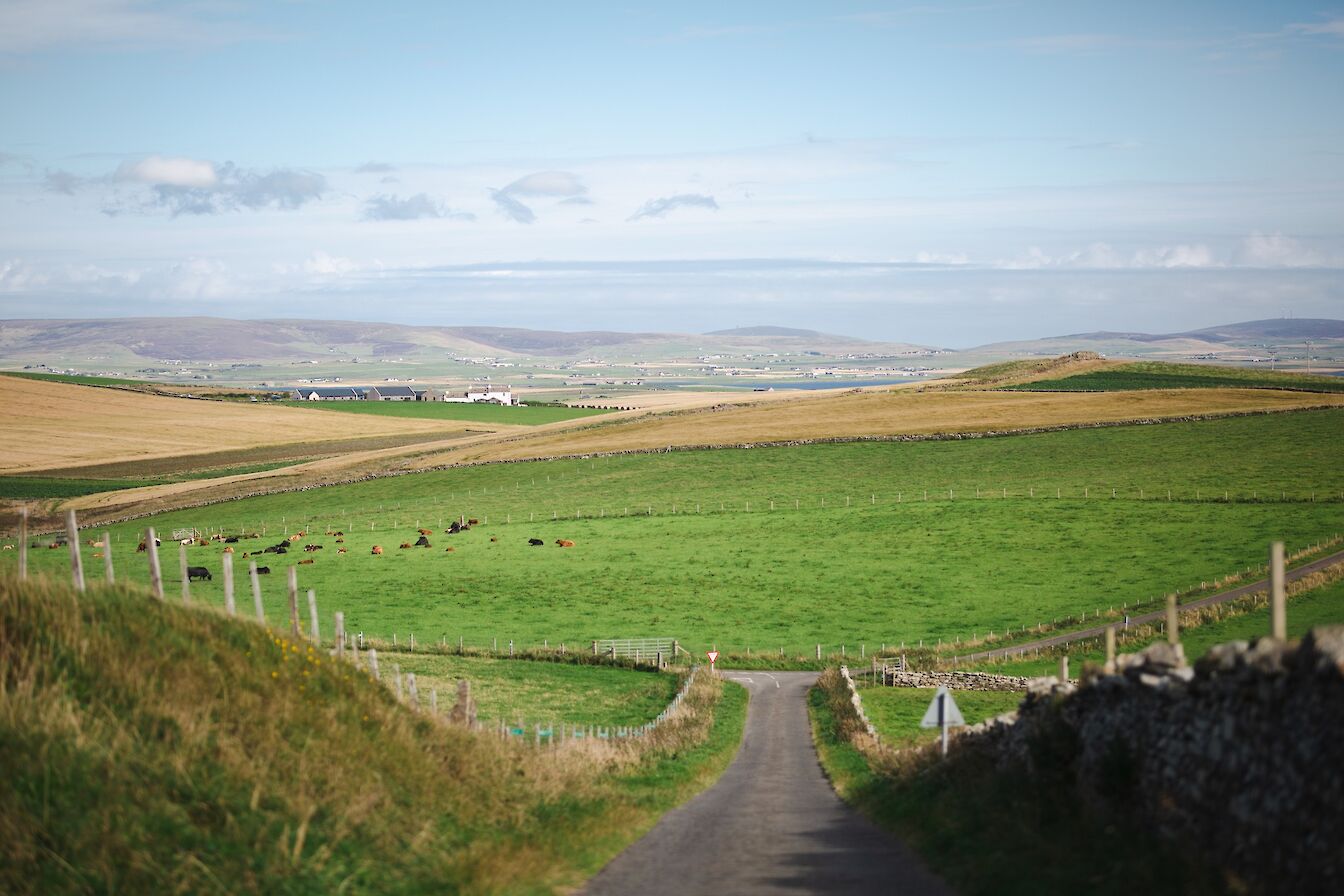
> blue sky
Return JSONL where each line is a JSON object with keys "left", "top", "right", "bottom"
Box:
{"left": 1, "top": 1, "right": 1341, "bottom": 346}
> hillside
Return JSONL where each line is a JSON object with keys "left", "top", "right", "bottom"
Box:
{"left": 0, "top": 576, "right": 743, "bottom": 894}
{"left": 1004, "top": 360, "right": 1344, "bottom": 394}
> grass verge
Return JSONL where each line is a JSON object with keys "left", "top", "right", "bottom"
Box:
{"left": 807, "top": 670, "right": 1223, "bottom": 895}
{"left": 0, "top": 576, "right": 747, "bottom": 894}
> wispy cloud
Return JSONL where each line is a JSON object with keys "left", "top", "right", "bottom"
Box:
{"left": 627, "top": 193, "right": 719, "bottom": 221}
{"left": 488, "top": 170, "right": 588, "bottom": 223}
{"left": 355, "top": 161, "right": 396, "bottom": 174}
{"left": 362, "top": 192, "right": 474, "bottom": 222}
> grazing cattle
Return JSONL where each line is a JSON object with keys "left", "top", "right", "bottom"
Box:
{"left": 48, "top": 542, "right": 61, "bottom": 549}
{"left": 223, "top": 546, "right": 234, "bottom": 554}
{"left": 418, "top": 528, "right": 433, "bottom": 536}
{"left": 528, "top": 538, "right": 544, "bottom": 546}
{"left": 242, "top": 552, "right": 250, "bottom": 559}
{"left": 371, "top": 546, "right": 383, "bottom": 555}
{"left": 555, "top": 539, "right": 575, "bottom": 548}
{"left": 196, "top": 538, "right": 209, "bottom": 547}
{"left": 337, "top": 547, "right": 347, "bottom": 554}
{"left": 468, "top": 518, "right": 480, "bottom": 526}
{"left": 2, "top": 545, "right": 12, "bottom": 551}
{"left": 275, "top": 546, "right": 288, "bottom": 555}
{"left": 180, "top": 538, "right": 193, "bottom": 546}
{"left": 255, "top": 566, "right": 271, "bottom": 575}
{"left": 93, "top": 552, "right": 103, "bottom": 558}
{"left": 335, "top": 537, "right": 344, "bottom": 544}
{"left": 288, "top": 534, "right": 302, "bottom": 543}
{"left": 490, "top": 536, "right": 498, "bottom": 543}
{"left": 444, "top": 547, "right": 454, "bottom": 552}
{"left": 299, "top": 558, "right": 314, "bottom": 565}
{"left": 263, "top": 546, "right": 279, "bottom": 554}
{"left": 186, "top": 566, "right": 211, "bottom": 581}
{"left": 137, "top": 542, "right": 147, "bottom": 552}
{"left": 225, "top": 536, "right": 239, "bottom": 544}
{"left": 399, "top": 542, "right": 412, "bottom": 549}
{"left": 304, "top": 544, "right": 323, "bottom": 552}
{"left": 447, "top": 522, "right": 464, "bottom": 534}
{"left": 415, "top": 536, "right": 431, "bottom": 547}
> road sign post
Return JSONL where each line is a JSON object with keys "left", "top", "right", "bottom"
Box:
{"left": 707, "top": 649, "right": 719, "bottom": 673}
{"left": 920, "top": 686, "right": 965, "bottom": 757}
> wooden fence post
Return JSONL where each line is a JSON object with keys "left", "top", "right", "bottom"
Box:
{"left": 1270, "top": 540, "right": 1286, "bottom": 639}
{"left": 1059, "top": 655, "right": 1069, "bottom": 682}
{"left": 221, "top": 552, "right": 235, "bottom": 615}
{"left": 249, "top": 561, "right": 264, "bottom": 622}
{"left": 287, "top": 567, "right": 301, "bottom": 640}
{"left": 368, "top": 648, "right": 380, "bottom": 680}
{"left": 101, "top": 529, "right": 114, "bottom": 583}
{"left": 179, "top": 544, "right": 190, "bottom": 604}
{"left": 1104, "top": 625, "right": 1116, "bottom": 674}
{"left": 17, "top": 507, "right": 27, "bottom": 581}
{"left": 335, "top": 611, "right": 345, "bottom": 658}
{"left": 65, "top": 510, "right": 85, "bottom": 593}
{"left": 815, "top": 644, "right": 821, "bottom": 660}
{"left": 407, "top": 672, "right": 418, "bottom": 706}
{"left": 1166, "top": 595, "right": 1179, "bottom": 646}
{"left": 307, "top": 589, "right": 320, "bottom": 641}
{"left": 145, "top": 527, "right": 163, "bottom": 599}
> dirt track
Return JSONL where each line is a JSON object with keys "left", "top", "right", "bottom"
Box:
{"left": 582, "top": 671, "right": 948, "bottom": 896}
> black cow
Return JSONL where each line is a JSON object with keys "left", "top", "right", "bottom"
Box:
{"left": 528, "top": 538, "right": 544, "bottom": 546}
{"left": 224, "top": 536, "right": 239, "bottom": 544}
{"left": 187, "top": 566, "right": 212, "bottom": 582}
{"left": 255, "top": 566, "right": 271, "bottom": 575}
{"left": 415, "top": 535, "right": 431, "bottom": 547}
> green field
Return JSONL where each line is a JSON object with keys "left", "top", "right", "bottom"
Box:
{"left": 856, "top": 687, "right": 1022, "bottom": 749}
{"left": 0, "top": 370, "right": 151, "bottom": 387}
{"left": 376, "top": 652, "right": 681, "bottom": 727}
{"left": 973, "top": 572, "right": 1344, "bottom": 677}
{"left": 0, "top": 462, "right": 299, "bottom": 499}
{"left": 1007, "top": 361, "right": 1344, "bottom": 393}
{"left": 8, "top": 410, "right": 1340, "bottom": 657}
{"left": 278, "top": 399, "right": 611, "bottom": 424}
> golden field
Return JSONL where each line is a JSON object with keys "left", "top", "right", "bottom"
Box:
{"left": 0, "top": 375, "right": 499, "bottom": 475}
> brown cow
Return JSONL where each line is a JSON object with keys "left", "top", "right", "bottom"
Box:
{"left": 444, "top": 547, "right": 455, "bottom": 552}
{"left": 337, "top": 547, "right": 347, "bottom": 554}
{"left": 555, "top": 539, "right": 575, "bottom": 548}
{"left": 468, "top": 518, "right": 480, "bottom": 526}
{"left": 335, "top": 537, "right": 344, "bottom": 544}
{"left": 223, "top": 546, "right": 234, "bottom": 554}
{"left": 288, "top": 534, "right": 302, "bottom": 543}
{"left": 137, "top": 541, "right": 147, "bottom": 552}
{"left": 299, "top": 557, "right": 314, "bottom": 565}
{"left": 371, "top": 545, "right": 384, "bottom": 555}
{"left": 418, "top": 528, "right": 432, "bottom": 536}
{"left": 490, "top": 536, "right": 498, "bottom": 543}
{"left": 399, "top": 542, "right": 412, "bottom": 549}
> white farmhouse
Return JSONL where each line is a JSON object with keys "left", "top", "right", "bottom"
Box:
{"left": 442, "top": 384, "right": 514, "bottom": 405}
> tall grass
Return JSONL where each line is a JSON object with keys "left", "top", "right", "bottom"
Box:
{"left": 0, "top": 576, "right": 744, "bottom": 894}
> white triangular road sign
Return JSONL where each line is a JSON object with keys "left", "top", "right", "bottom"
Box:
{"left": 920, "top": 686, "right": 965, "bottom": 728}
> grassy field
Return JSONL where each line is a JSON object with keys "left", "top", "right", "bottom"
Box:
{"left": 1006, "top": 361, "right": 1344, "bottom": 393}
{"left": 0, "top": 370, "right": 150, "bottom": 387}
{"left": 856, "top": 687, "right": 1022, "bottom": 749}
{"left": 278, "top": 400, "right": 611, "bottom": 424}
{"left": 0, "top": 576, "right": 748, "bottom": 894}
{"left": 378, "top": 652, "right": 681, "bottom": 727}
{"left": 9, "top": 411, "right": 1341, "bottom": 657}
{"left": 970, "top": 566, "right": 1344, "bottom": 677}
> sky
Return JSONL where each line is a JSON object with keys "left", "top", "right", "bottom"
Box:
{"left": 0, "top": 1, "right": 1342, "bottom": 347}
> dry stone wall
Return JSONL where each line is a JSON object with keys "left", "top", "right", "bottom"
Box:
{"left": 881, "top": 669, "right": 1033, "bottom": 691}
{"left": 958, "top": 627, "right": 1344, "bottom": 895}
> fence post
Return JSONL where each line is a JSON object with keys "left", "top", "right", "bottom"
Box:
{"left": 307, "top": 589, "right": 320, "bottom": 641}
{"left": 249, "top": 561, "right": 264, "bottom": 622}
{"left": 335, "top": 611, "right": 345, "bottom": 658}
{"left": 1270, "top": 540, "right": 1286, "bottom": 639}
{"left": 407, "top": 672, "right": 418, "bottom": 706}
{"left": 1059, "top": 655, "right": 1069, "bottom": 682}
{"left": 17, "top": 507, "right": 28, "bottom": 581}
{"left": 1166, "top": 595, "right": 1179, "bottom": 646}
{"left": 179, "top": 544, "right": 190, "bottom": 604}
{"left": 65, "top": 510, "right": 85, "bottom": 593}
{"left": 222, "top": 552, "right": 235, "bottom": 615}
{"left": 368, "top": 648, "right": 380, "bottom": 679}
{"left": 145, "top": 528, "right": 163, "bottom": 599}
{"left": 287, "top": 567, "right": 301, "bottom": 640}
{"left": 1104, "top": 625, "right": 1116, "bottom": 674}
{"left": 815, "top": 644, "right": 821, "bottom": 660}
{"left": 102, "top": 529, "right": 115, "bottom": 583}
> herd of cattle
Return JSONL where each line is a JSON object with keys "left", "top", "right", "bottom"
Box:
{"left": 91, "top": 517, "right": 578, "bottom": 584}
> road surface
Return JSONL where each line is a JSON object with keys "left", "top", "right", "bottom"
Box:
{"left": 582, "top": 670, "right": 949, "bottom": 896}
{"left": 955, "top": 548, "right": 1344, "bottom": 663}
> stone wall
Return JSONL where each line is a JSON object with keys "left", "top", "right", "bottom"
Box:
{"left": 881, "top": 669, "right": 1034, "bottom": 691}
{"left": 958, "top": 627, "right": 1344, "bottom": 895}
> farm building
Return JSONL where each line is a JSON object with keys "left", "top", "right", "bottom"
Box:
{"left": 365, "top": 385, "right": 441, "bottom": 401}
{"left": 290, "top": 386, "right": 366, "bottom": 401}
{"left": 443, "top": 385, "right": 514, "bottom": 405}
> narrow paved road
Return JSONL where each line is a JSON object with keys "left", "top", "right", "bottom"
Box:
{"left": 955, "top": 548, "right": 1344, "bottom": 663}
{"left": 582, "top": 671, "right": 949, "bottom": 896}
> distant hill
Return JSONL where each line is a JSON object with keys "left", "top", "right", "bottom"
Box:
{"left": 0, "top": 317, "right": 935, "bottom": 368}
{"left": 965, "top": 318, "right": 1344, "bottom": 361}
{"left": 704, "top": 326, "right": 828, "bottom": 338}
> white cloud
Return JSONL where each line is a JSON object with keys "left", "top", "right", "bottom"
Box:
{"left": 1236, "top": 233, "right": 1340, "bottom": 268}
{"left": 116, "top": 155, "right": 218, "bottom": 188}
{"left": 302, "top": 251, "right": 359, "bottom": 276}
{"left": 498, "top": 170, "right": 587, "bottom": 198}
{"left": 627, "top": 193, "right": 719, "bottom": 221}
{"left": 1002, "top": 242, "right": 1219, "bottom": 270}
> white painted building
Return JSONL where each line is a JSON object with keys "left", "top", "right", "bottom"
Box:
{"left": 443, "top": 384, "right": 514, "bottom": 405}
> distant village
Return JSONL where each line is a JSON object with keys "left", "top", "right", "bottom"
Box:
{"left": 289, "top": 384, "right": 517, "bottom": 405}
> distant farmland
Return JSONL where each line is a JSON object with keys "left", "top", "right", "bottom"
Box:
{"left": 276, "top": 400, "right": 611, "bottom": 424}
{"left": 1005, "top": 361, "right": 1344, "bottom": 393}
{"left": 11, "top": 409, "right": 1341, "bottom": 656}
